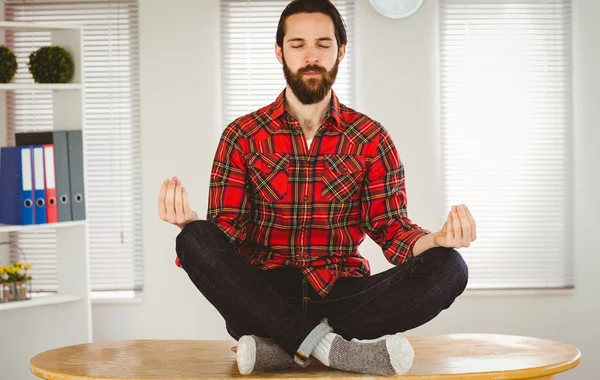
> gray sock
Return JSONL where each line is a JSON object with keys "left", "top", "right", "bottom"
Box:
{"left": 236, "top": 335, "right": 296, "bottom": 375}
{"left": 311, "top": 332, "right": 415, "bottom": 376}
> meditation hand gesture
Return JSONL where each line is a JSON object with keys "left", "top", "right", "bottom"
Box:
{"left": 158, "top": 176, "right": 199, "bottom": 230}
{"left": 434, "top": 204, "right": 477, "bottom": 249}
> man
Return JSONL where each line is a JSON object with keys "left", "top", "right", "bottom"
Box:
{"left": 159, "top": 0, "right": 475, "bottom": 376}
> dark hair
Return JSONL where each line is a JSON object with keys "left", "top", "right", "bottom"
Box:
{"left": 276, "top": 0, "right": 347, "bottom": 48}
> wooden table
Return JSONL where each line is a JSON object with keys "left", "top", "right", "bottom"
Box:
{"left": 30, "top": 334, "right": 581, "bottom": 379}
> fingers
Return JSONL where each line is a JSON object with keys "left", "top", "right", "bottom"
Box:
{"left": 182, "top": 187, "right": 193, "bottom": 218}
{"left": 159, "top": 176, "right": 196, "bottom": 228}
{"left": 165, "top": 178, "right": 176, "bottom": 223}
{"left": 447, "top": 208, "right": 455, "bottom": 244}
{"left": 162, "top": 176, "right": 179, "bottom": 224}
{"left": 456, "top": 205, "right": 471, "bottom": 247}
{"left": 158, "top": 180, "right": 168, "bottom": 220}
{"left": 175, "top": 181, "right": 185, "bottom": 225}
{"left": 464, "top": 205, "right": 477, "bottom": 241}
{"left": 451, "top": 206, "right": 461, "bottom": 245}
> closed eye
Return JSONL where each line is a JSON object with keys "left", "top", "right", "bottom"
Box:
{"left": 291, "top": 45, "right": 331, "bottom": 49}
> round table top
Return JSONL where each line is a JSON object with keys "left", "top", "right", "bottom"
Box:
{"left": 30, "top": 333, "right": 581, "bottom": 379}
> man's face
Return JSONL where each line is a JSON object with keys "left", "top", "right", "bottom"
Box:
{"left": 276, "top": 12, "right": 345, "bottom": 105}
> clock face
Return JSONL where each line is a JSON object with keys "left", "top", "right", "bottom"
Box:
{"left": 369, "top": 0, "right": 424, "bottom": 19}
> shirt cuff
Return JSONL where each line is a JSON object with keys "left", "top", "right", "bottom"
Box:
{"left": 407, "top": 228, "right": 432, "bottom": 257}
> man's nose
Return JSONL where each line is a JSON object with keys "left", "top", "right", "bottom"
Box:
{"left": 304, "top": 47, "right": 319, "bottom": 64}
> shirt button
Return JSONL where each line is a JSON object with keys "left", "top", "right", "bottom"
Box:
{"left": 304, "top": 195, "right": 309, "bottom": 201}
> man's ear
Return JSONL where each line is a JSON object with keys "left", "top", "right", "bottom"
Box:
{"left": 275, "top": 42, "right": 284, "bottom": 65}
{"left": 337, "top": 44, "right": 347, "bottom": 64}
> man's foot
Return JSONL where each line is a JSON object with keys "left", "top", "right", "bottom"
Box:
{"left": 311, "top": 332, "right": 415, "bottom": 376}
{"left": 236, "top": 335, "right": 297, "bottom": 375}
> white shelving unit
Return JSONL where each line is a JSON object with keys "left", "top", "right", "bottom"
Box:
{"left": 0, "top": 83, "right": 82, "bottom": 91}
{"left": 0, "top": 293, "right": 81, "bottom": 311}
{"left": 0, "top": 220, "right": 86, "bottom": 234}
{"left": 0, "top": 21, "right": 92, "bottom": 376}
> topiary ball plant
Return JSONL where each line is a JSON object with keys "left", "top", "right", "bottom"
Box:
{"left": 28, "top": 46, "right": 74, "bottom": 83}
{"left": 0, "top": 45, "right": 18, "bottom": 84}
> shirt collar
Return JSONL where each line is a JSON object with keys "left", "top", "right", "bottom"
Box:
{"left": 270, "top": 88, "right": 344, "bottom": 133}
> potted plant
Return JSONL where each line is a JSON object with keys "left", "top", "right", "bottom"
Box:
{"left": 0, "top": 45, "right": 18, "bottom": 84}
{"left": 1, "top": 262, "right": 32, "bottom": 301}
{"left": 28, "top": 46, "right": 74, "bottom": 83}
{"left": 0, "top": 266, "right": 10, "bottom": 302}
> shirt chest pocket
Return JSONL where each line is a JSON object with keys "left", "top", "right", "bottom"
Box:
{"left": 321, "top": 155, "right": 366, "bottom": 203}
{"left": 247, "top": 153, "right": 289, "bottom": 202}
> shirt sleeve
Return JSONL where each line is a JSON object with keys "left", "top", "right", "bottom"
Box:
{"left": 360, "top": 127, "right": 431, "bottom": 265}
{"left": 206, "top": 121, "right": 252, "bottom": 247}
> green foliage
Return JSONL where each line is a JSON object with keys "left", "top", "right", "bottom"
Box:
{"left": 28, "top": 46, "right": 74, "bottom": 83}
{"left": 0, "top": 45, "right": 18, "bottom": 84}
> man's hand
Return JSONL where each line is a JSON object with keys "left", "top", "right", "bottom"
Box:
{"left": 433, "top": 204, "right": 477, "bottom": 249}
{"left": 158, "top": 176, "right": 199, "bottom": 230}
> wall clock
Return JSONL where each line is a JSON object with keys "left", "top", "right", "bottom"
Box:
{"left": 368, "top": 0, "right": 424, "bottom": 19}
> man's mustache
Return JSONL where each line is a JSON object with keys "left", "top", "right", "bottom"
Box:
{"left": 298, "top": 64, "right": 327, "bottom": 75}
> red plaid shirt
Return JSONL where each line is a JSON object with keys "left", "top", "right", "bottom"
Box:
{"left": 178, "top": 89, "right": 431, "bottom": 297}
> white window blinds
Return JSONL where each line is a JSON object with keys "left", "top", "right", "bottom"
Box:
{"left": 220, "top": 0, "right": 355, "bottom": 128}
{"left": 439, "top": 0, "right": 573, "bottom": 289}
{"left": 5, "top": 0, "right": 142, "bottom": 292}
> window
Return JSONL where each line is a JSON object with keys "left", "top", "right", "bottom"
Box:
{"left": 220, "top": 0, "right": 356, "bottom": 128}
{"left": 5, "top": 0, "right": 142, "bottom": 292}
{"left": 439, "top": 0, "right": 573, "bottom": 289}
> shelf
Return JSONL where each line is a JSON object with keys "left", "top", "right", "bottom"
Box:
{"left": 0, "top": 21, "right": 82, "bottom": 32}
{"left": 0, "top": 83, "right": 82, "bottom": 91}
{"left": 0, "top": 220, "right": 86, "bottom": 234}
{"left": 0, "top": 294, "right": 82, "bottom": 311}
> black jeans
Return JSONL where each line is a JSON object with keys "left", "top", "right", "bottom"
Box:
{"left": 175, "top": 220, "right": 469, "bottom": 357}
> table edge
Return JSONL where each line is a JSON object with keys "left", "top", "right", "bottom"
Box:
{"left": 29, "top": 349, "right": 581, "bottom": 380}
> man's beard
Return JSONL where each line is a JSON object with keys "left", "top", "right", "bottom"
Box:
{"left": 282, "top": 53, "right": 339, "bottom": 105}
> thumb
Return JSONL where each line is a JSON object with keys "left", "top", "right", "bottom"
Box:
{"left": 182, "top": 187, "right": 194, "bottom": 217}
{"left": 435, "top": 213, "right": 450, "bottom": 247}
{"left": 438, "top": 212, "right": 451, "bottom": 237}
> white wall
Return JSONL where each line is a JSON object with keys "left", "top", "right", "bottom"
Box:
{"left": 92, "top": 0, "right": 598, "bottom": 378}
